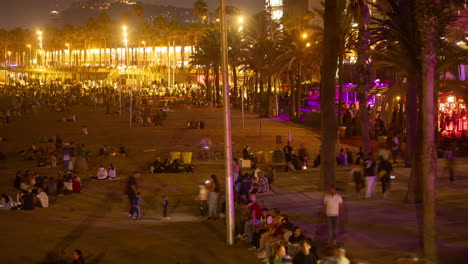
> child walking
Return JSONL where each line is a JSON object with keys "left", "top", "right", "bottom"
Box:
{"left": 129, "top": 192, "right": 142, "bottom": 220}
{"left": 162, "top": 194, "right": 169, "bottom": 219}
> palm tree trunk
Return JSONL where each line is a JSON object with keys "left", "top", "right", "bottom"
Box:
{"left": 214, "top": 64, "right": 220, "bottom": 105}
{"left": 320, "top": 0, "right": 339, "bottom": 190}
{"left": 338, "top": 48, "right": 344, "bottom": 126}
{"left": 421, "top": 50, "right": 438, "bottom": 264}
{"left": 296, "top": 73, "right": 302, "bottom": 121}
{"left": 405, "top": 73, "right": 420, "bottom": 167}
{"left": 289, "top": 72, "right": 296, "bottom": 119}
{"left": 358, "top": 92, "right": 371, "bottom": 153}
{"left": 266, "top": 75, "right": 272, "bottom": 118}
{"left": 407, "top": 104, "right": 423, "bottom": 203}
{"left": 232, "top": 64, "right": 238, "bottom": 107}
{"left": 417, "top": 0, "right": 438, "bottom": 261}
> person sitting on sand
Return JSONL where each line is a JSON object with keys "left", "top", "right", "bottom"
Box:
{"left": 97, "top": 165, "right": 108, "bottom": 180}
{"left": 34, "top": 187, "right": 49, "bottom": 208}
{"left": 72, "top": 176, "right": 81, "bottom": 193}
{"left": 108, "top": 164, "right": 117, "bottom": 179}
{"left": 81, "top": 125, "right": 88, "bottom": 135}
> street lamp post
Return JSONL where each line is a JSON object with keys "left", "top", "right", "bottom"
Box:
{"left": 123, "top": 26, "right": 128, "bottom": 66}
{"left": 141, "top": 41, "right": 146, "bottom": 67}
{"left": 26, "top": 45, "right": 31, "bottom": 67}
{"left": 7, "top": 51, "right": 11, "bottom": 67}
{"left": 37, "top": 31, "right": 43, "bottom": 67}
{"left": 220, "top": 0, "right": 235, "bottom": 246}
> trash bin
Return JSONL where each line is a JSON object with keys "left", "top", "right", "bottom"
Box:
{"left": 264, "top": 151, "right": 274, "bottom": 164}
{"left": 256, "top": 151, "right": 264, "bottom": 163}
{"left": 181, "top": 152, "right": 192, "bottom": 164}
{"left": 248, "top": 105, "right": 254, "bottom": 113}
{"left": 273, "top": 150, "right": 283, "bottom": 163}
{"left": 170, "top": 152, "right": 181, "bottom": 161}
{"left": 338, "top": 126, "right": 347, "bottom": 137}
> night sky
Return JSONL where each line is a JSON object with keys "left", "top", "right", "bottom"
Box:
{"left": 0, "top": 0, "right": 263, "bottom": 29}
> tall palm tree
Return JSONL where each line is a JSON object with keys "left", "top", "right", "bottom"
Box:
{"left": 243, "top": 11, "right": 280, "bottom": 117}
{"left": 320, "top": 0, "right": 340, "bottom": 190}
{"left": 193, "top": 0, "right": 209, "bottom": 24}
{"left": 191, "top": 28, "right": 221, "bottom": 105}
{"left": 348, "top": 0, "right": 372, "bottom": 154}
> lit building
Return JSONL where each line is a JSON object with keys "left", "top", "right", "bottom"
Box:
{"left": 265, "top": 0, "right": 324, "bottom": 26}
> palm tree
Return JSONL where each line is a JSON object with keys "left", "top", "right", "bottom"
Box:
{"left": 193, "top": 0, "right": 209, "bottom": 24}
{"left": 348, "top": 0, "right": 372, "bottom": 154}
{"left": 191, "top": 28, "right": 221, "bottom": 105}
{"left": 227, "top": 28, "right": 246, "bottom": 105}
{"left": 371, "top": 0, "right": 423, "bottom": 202}
{"left": 243, "top": 11, "right": 280, "bottom": 117}
{"left": 320, "top": 0, "right": 340, "bottom": 190}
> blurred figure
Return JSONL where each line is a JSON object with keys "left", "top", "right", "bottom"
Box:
{"left": 446, "top": 141, "right": 457, "bottom": 182}
{"left": 73, "top": 249, "right": 85, "bottom": 264}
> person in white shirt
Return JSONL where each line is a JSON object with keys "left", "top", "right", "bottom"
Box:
{"left": 35, "top": 188, "right": 49, "bottom": 208}
{"left": 97, "top": 165, "right": 108, "bottom": 180}
{"left": 108, "top": 164, "right": 117, "bottom": 179}
{"left": 321, "top": 185, "right": 344, "bottom": 245}
{"left": 336, "top": 247, "right": 351, "bottom": 264}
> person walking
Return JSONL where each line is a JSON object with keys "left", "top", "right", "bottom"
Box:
{"left": 392, "top": 134, "right": 400, "bottom": 163}
{"left": 126, "top": 172, "right": 140, "bottom": 218}
{"left": 364, "top": 153, "right": 377, "bottom": 199}
{"left": 162, "top": 194, "right": 169, "bottom": 219}
{"left": 350, "top": 157, "right": 364, "bottom": 195}
{"left": 378, "top": 157, "right": 393, "bottom": 198}
{"left": 321, "top": 185, "right": 344, "bottom": 246}
{"left": 283, "top": 141, "right": 293, "bottom": 171}
{"left": 207, "top": 174, "right": 219, "bottom": 220}
{"left": 129, "top": 192, "right": 142, "bottom": 220}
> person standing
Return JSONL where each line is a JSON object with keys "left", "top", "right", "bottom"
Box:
{"left": 126, "top": 172, "right": 140, "bottom": 218}
{"left": 162, "top": 194, "right": 169, "bottom": 219}
{"left": 392, "top": 134, "right": 400, "bottom": 163}
{"left": 207, "top": 174, "right": 219, "bottom": 220}
{"left": 364, "top": 153, "right": 377, "bottom": 199}
{"left": 283, "top": 141, "right": 293, "bottom": 172}
{"left": 321, "top": 185, "right": 344, "bottom": 245}
{"left": 350, "top": 158, "right": 364, "bottom": 195}
{"left": 283, "top": 141, "right": 293, "bottom": 163}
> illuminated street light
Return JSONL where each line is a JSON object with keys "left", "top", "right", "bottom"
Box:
{"left": 7, "top": 51, "right": 11, "bottom": 66}
{"left": 122, "top": 26, "right": 128, "bottom": 66}
{"left": 238, "top": 16, "right": 244, "bottom": 23}
{"left": 306, "top": 42, "right": 311, "bottom": 47}
{"left": 37, "top": 30, "right": 43, "bottom": 66}
{"left": 302, "top": 33, "right": 308, "bottom": 39}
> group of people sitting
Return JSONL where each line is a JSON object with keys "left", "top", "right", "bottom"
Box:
{"left": 96, "top": 164, "right": 117, "bottom": 180}
{"left": 234, "top": 164, "right": 274, "bottom": 203}
{"left": 132, "top": 110, "right": 167, "bottom": 127}
{"left": 5, "top": 170, "right": 82, "bottom": 210}
{"left": 186, "top": 120, "right": 206, "bottom": 129}
{"left": 148, "top": 157, "right": 194, "bottom": 174}
{"left": 98, "top": 144, "right": 127, "bottom": 157}
{"left": 235, "top": 194, "right": 351, "bottom": 264}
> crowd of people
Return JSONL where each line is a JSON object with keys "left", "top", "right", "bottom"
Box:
{"left": 148, "top": 157, "right": 194, "bottom": 174}
{"left": 1, "top": 170, "right": 82, "bottom": 210}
